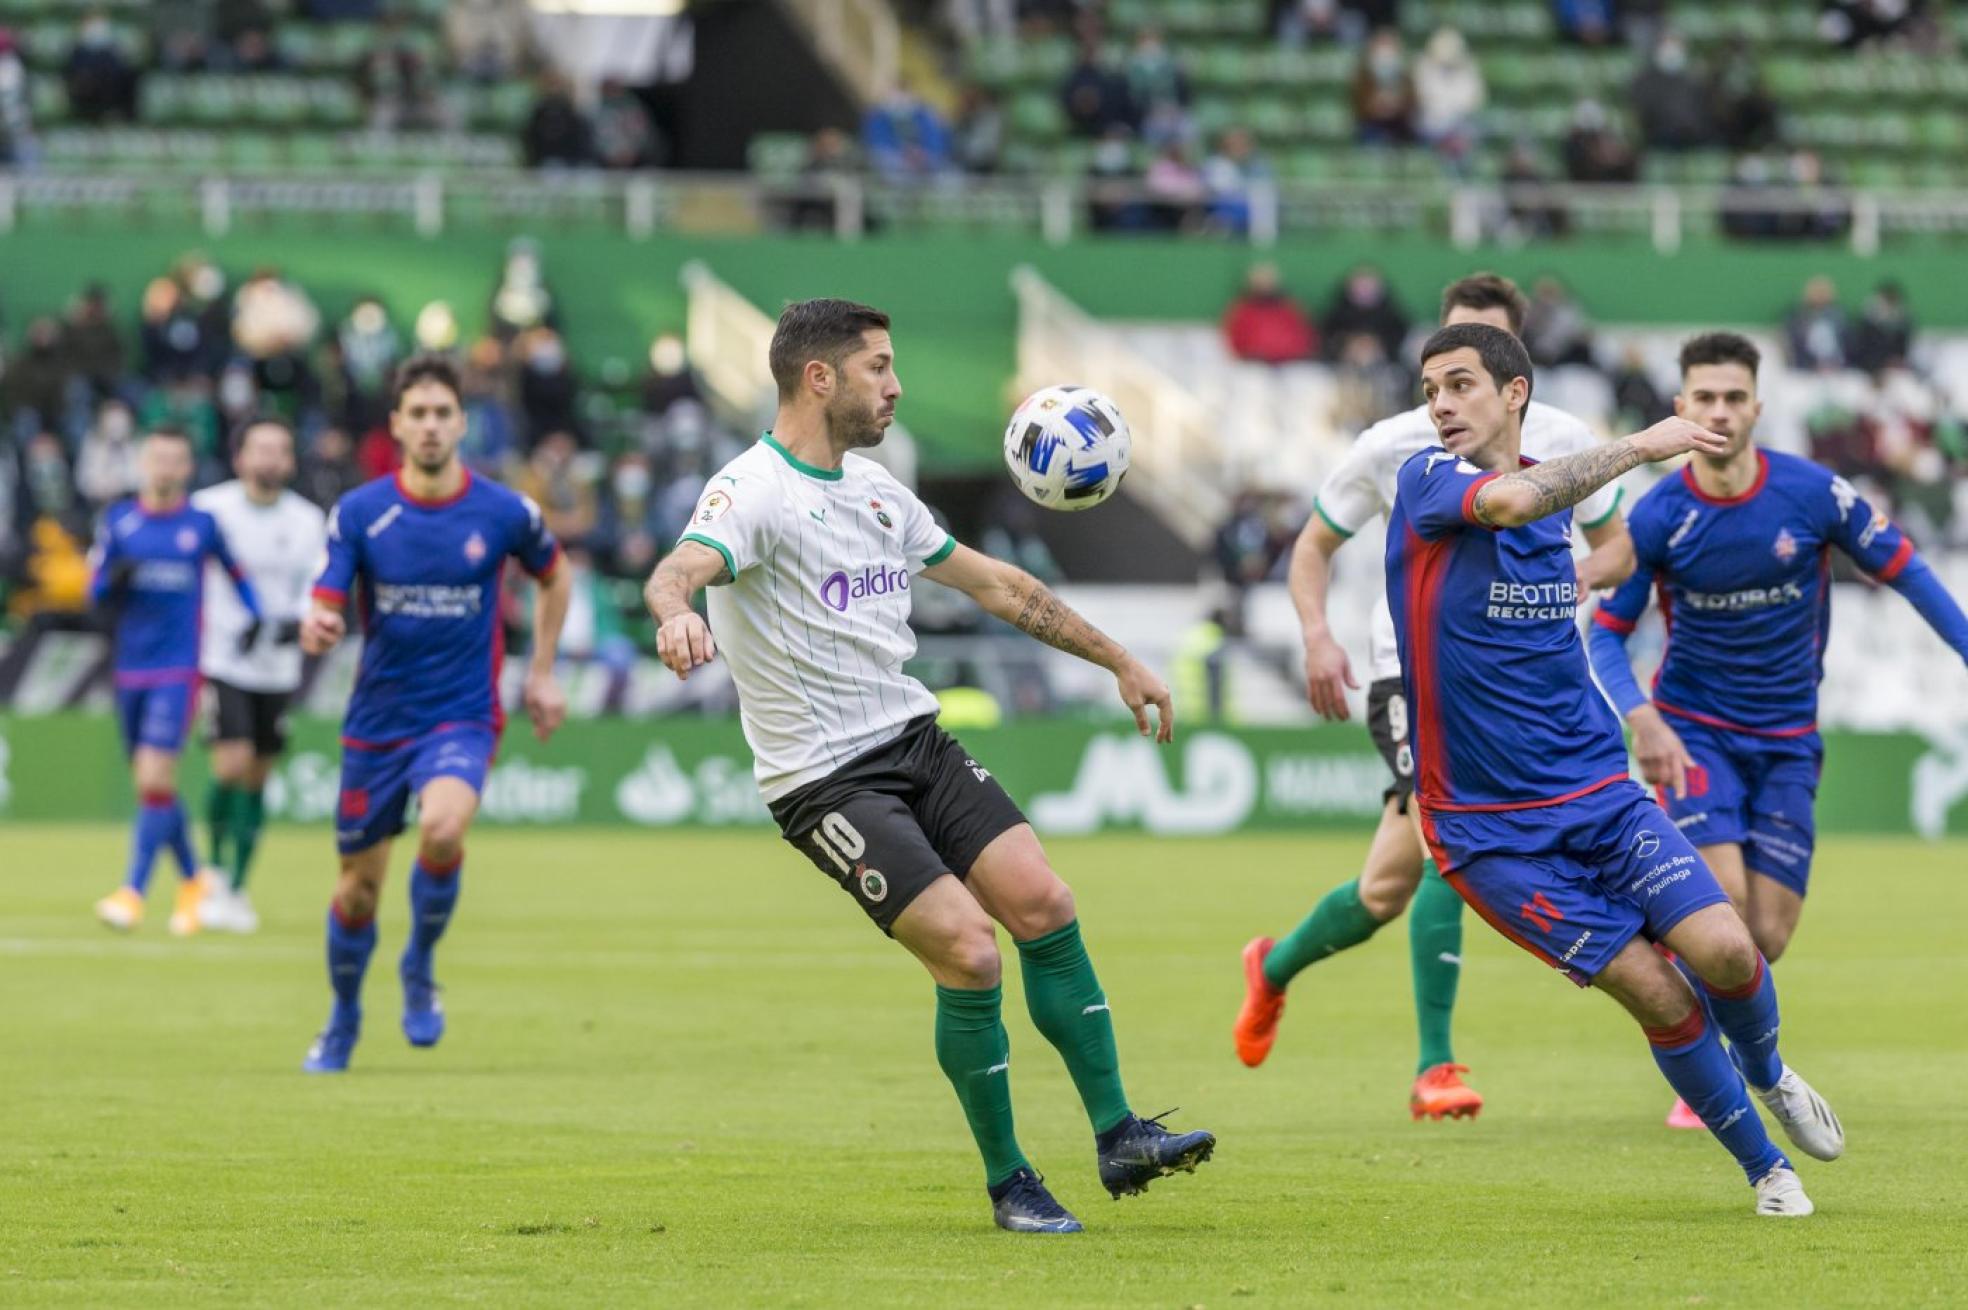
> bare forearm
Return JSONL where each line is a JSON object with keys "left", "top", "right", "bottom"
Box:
{"left": 529, "top": 570, "right": 571, "bottom": 674}
{"left": 991, "top": 569, "right": 1127, "bottom": 671}
{"left": 644, "top": 556, "right": 696, "bottom": 624}
{"left": 1287, "top": 525, "right": 1340, "bottom": 639}
{"left": 1476, "top": 441, "right": 1648, "bottom": 527}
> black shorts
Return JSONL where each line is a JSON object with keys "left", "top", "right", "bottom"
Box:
{"left": 1366, "top": 677, "right": 1415, "bottom": 812}
{"left": 769, "top": 714, "right": 1029, "bottom": 934}
{"left": 204, "top": 678, "right": 292, "bottom": 756}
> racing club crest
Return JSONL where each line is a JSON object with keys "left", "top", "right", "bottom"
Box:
{"left": 463, "top": 531, "right": 487, "bottom": 563}
{"left": 1773, "top": 528, "right": 1798, "bottom": 562}
{"left": 869, "top": 499, "right": 893, "bottom": 530}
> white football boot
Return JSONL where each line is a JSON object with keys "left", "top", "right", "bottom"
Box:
{"left": 1753, "top": 1166, "right": 1814, "bottom": 1217}
{"left": 1755, "top": 1065, "right": 1845, "bottom": 1162}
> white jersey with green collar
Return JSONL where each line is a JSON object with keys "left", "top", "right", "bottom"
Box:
{"left": 679, "top": 434, "right": 956, "bottom": 801}
{"left": 1312, "top": 400, "right": 1625, "bottom": 682}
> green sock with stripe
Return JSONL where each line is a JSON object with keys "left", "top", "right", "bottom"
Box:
{"left": 204, "top": 782, "right": 237, "bottom": 872}
{"left": 1409, "top": 857, "right": 1465, "bottom": 1073}
{"left": 229, "top": 789, "right": 266, "bottom": 892}
{"left": 934, "top": 984, "right": 1030, "bottom": 1187}
{"left": 1016, "top": 920, "right": 1131, "bottom": 1136}
{"left": 1262, "top": 878, "right": 1384, "bottom": 991}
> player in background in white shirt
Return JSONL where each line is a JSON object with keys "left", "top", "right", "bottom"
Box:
{"left": 1233, "top": 274, "right": 1636, "bottom": 1119}
{"left": 193, "top": 417, "right": 327, "bottom": 932}
{"left": 645, "top": 298, "right": 1214, "bottom": 1236}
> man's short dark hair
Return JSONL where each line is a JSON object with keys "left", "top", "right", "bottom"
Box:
{"left": 768, "top": 298, "right": 891, "bottom": 399}
{"left": 142, "top": 423, "right": 194, "bottom": 448}
{"left": 1440, "top": 272, "right": 1528, "bottom": 335}
{"left": 1678, "top": 331, "right": 1760, "bottom": 381}
{"left": 391, "top": 352, "right": 463, "bottom": 409}
{"left": 231, "top": 413, "right": 295, "bottom": 457}
{"left": 1418, "top": 322, "right": 1535, "bottom": 402}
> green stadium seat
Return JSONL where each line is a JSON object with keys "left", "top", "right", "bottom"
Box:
{"left": 1300, "top": 99, "right": 1352, "bottom": 144}
{"left": 1916, "top": 109, "right": 1967, "bottom": 154}
{"left": 224, "top": 131, "right": 281, "bottom": 172}
{"left": 746, "top": 132, "right": 808, "bottom": 179}
{"left": 288, "top": 132, "right": 341, "bottom": 171}
{"left": 27, "top": 75, "right": 66, "bottom": 125}
{"left": 1188, "top": 93, "right": 1237, "bottom": 139}
{"left": 967, "top": 37, "right": 1021, "bottom": 89}
{"left": 1280, "top": 147, "right": 1335, "bottom": 182}
{"left": 1007, "top": 90, "right": 1066, "bottom": 142}
{"left": 1190, "top": 46, "right": 1252, "bottom": 90}
{"left": 1244, "top": 94, "right": 1295, "bottom": 143}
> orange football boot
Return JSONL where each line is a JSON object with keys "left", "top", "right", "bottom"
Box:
{"left": 1411, "top": 1062, "right": 1484, "bottom": 1120}
{"left": 1234, "top": 936, "right": 1287, "bottom": 1067}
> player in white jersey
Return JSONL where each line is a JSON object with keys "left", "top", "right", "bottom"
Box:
{"left": 192, "top": 417, "right": 327, "bottom": 932}
{"left": 1233, "top": 275, "right": 1637, "bottom": 1118}
{"left": 645, "top": 298, "right": 1215, "bottom": 1236}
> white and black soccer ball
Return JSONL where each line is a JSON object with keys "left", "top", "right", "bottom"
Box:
{"left": 1002, "top": 385, "right": 1132, "bottom": 511}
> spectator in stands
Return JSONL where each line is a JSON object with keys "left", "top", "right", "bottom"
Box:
{"left": 489, "top": 239, "right": 559, "bottom": 341}
{"left": 1562, "top": 98, "right": 1638, "bottom": 183}
{"left": 1786, "top": 276, "right": 1854, "bottom": 372}
{"left": 1521, "top": 276, "right": 1596, "bottom": 368}
{"left": 233, "top": 267, "right": 320, "bottom": 421}
{"left": 953, "top": 83, "right": 1006, "bottom": 174}
{"left": 1351, "top": 29, "right": 1415, "bottom": 144}
{"left": 1273, "top": 0, "right": 1370, "bottom": 48}
{"left": 1553, "top": 0, "right": 1617, "bottom": 46}
{"left": 1060, "top": 38, "right": 1134, "bottom": 139}
{"left": 227, "top": 26, "right": 284, "bottom": 75}
{"left": 785, "top": 127, "right": 863, "bottom": 233}
{"left": 1632, "top": 31, "right": 1715, "bottom": 151}
{"left": 64, "top": 11, "right": 139, "bottom": 124}
{"left": 524, "top": 71, "right": 595, "bottom": 168}
{"left": 336, "top": 296, "right": 402, "bottom": 435}
{"left": 640, "top": 332, "right": 702, "bottom": 419}
{"left": 1085, "top": 125, "right": 1145, "bottom": 233}
{"left": 946, "top": 0, "right": 1017, "bottom": 43}
{"left": 362, "top": 17, "right": 440, "bottom": 130}
{"left": 1222, "top": 263, "right": 1317, "bottom": 365}
{"left": 137, "top": 374, "right": 220, "bottom": 461}
{"left": 1821, "top": 0, "right": 1930, "bottom": 50}
{"left": 1201, "top": 127, "right": 1270, "bottom": 235}
{"left": 61, "top": 284, "right": 126, "bottom": 404}
{"left": 1124, "top": 26, "right": 1191, "bottom": 147}
{"left": 1853, "top": 280, "right": 1915, "bottom": 374}
{"left": 17, "top": 431, "right": 82, "bottom": 538}
{"left": 1611, "top": 345, "right": 1673, "bottom": 431}
{"left": 1726, "top": 149, "right": 1851, "bottom": 241}
{"left": 0, "top": 28, "right": 36, "bottom": 168}
{"left": 862, "top": 84, "right": 955, "bottom": 182}
{"left": 448, "top": 0, "right": 530, "bottom": 82}
{"left": 298, "top": 425, "right": 361, "bottom": 512}
{"left": 595, "top": 450, "right": 665, "bottom": 580}
{"left": 151, "top": 2, "right": 213, "bottom": 73}
{"left": 516, "top": 327, "right": 579, "bottom": 448}
{"left": 1, "top": 319, "right": 77, "bottom": 443}
{"left": 595, "top": 79, "right": 661, "bottom": 170}
{"left": 1619, "top": 0, "right": 1670, "bottom": 53}
{"left": 1501, "top": 140, "right": 1568, "bottom": 238}
{"left": 459, "top": 338, "right": 519, "bottom": 475}
{"left": 216, "top": 363, "right": 265, "bottom": 443}
{"left": 75, "top": 399, "right": 140, "bottom": 509}
{"left": 1412, "top": 27, "right": 1484, "bottom": 169}
{"left": 1330, "top": 331, "right": 1411, "bottom": 432}
{"left": 1143, "top": 141, "right": 1206, "bottom": 231}
{"left": 514, "top": 429, "right": 597, "bottom": 545}
{"left": 1319, "top": 265, "right": 1409, "bottom": 364}
{"left": 1712, "top": 34, "right": 1780, "bottom": 153}
{"left": 1215, "top": 490, "right": 1283, "bottom": 590}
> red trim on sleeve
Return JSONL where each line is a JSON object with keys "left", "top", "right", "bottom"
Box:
{"left": 1592, "top": 608, "right": 1637, "bottom": 635}
{"left": 312, "top": 586, "right": 347, "bottom": 606}
{"left": 524, "top": 542, "right": 564, "bottom": 583}
{"left": 1873, "top": 536, "right": 1915, "bottom": 583}
{"left": 1459, "top": 472, "right": 1502, "bottom": 526}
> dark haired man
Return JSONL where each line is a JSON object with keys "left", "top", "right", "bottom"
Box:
{"left": 1587, "top": 331, "right": 1968, "bottom": 1126}
{"left": 193, "top": 416, "right": 327, "bottom": 933}
{"left": 92, "top": 426, "right": 263, "bottom": 935}
{"left": 1391, "top": 322, "right": 1839, "bottom": 1216}
{"left": 1234, "top": 273, "right": 1633, "bottom": 1124}
{"left": 298, "top": 354, "right": 572, "bottom": 1072}
{"left": 645, "top": 298, "right": 1214, "bottom": 1234}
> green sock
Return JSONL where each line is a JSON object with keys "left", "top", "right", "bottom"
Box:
{"left": 1262, "top": 877, "right": 1384, "bottom": 991}
{"left": 934, "top": 984, "right": 1030, "bottom": 1188}
{"left": 1409, "top": 858, "right": 1464, "bottom": 1074}
{"left": 204, "top": 782, "right": 237, "bottom": 871}
{"left": 1015, "top": 920, "right": 1130, "bottom": 1136}
{"left": 229, "top": 789, "right": 265, "bottom": 891}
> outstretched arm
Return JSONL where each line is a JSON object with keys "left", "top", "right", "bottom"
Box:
{"left": 924, "top": 542, "right": 1173, "bottom": 741}
{"left": 1473, "top": 417, "right": 1727, "bottom": 528}
{"left": 644, "top": 541, "right": 727, "bottom": 680}
{"left": 1885, "top": 555, "right": 1968, "bottom": 668}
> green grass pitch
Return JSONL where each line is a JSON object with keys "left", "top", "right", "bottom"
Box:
{"left": 3, "top": 826, "right": 1964, "bottom": 1307}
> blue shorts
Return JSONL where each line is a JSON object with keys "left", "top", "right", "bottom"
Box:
{"left": 1657, "top": 715, "right": 1822, "bottom": 898}
{"left": 115, "top": 680, "right": 198, "bottom": 755}
{"left": 1421, "top": 780, "right": 1733, "bottom": 987}
{"left": 335, "top": 725, "right": 494, "bottom": 855}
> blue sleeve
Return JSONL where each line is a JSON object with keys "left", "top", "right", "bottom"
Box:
{"left": 1887, "top": 554, "right": 1968, "bottom": 668}
{"left": 1586, "top": 507, "right": 1660, "bottom": 717}
{"left": 206, "top": 517, "right": 262, "bottom": 620}
{"left": 86, "top": 516, "right": 121, "bottom": 607}
{"left": 313, "top": 498, "right": 361, "bottom": 606}
{"left": 1823, "top": 471, "right": 1912, "bottom": 579}
{"left": 1397, "top": 451, "right": 1501, "bottom": 541}
{"left": 511, "top": 493, "right": 562, "bottom": 579}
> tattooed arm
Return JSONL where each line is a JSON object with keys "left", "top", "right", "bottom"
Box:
{"left": 925, "top": 542, "right": 1174, "bottom": 741}
{"left": 1472, "top": 416, "right": 1728, "bottom": 529}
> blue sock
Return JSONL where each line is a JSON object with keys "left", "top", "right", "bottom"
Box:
{"left": 125, "top": 792, "right": 174, "bottom": 895}
{"left": 162, "top": 797, "right": 199, "bottom": 880}
{"left": 1703, "top": 954, "right": 1783, "bottom": 1091}
{"left": 1646, "top": 1007, "right": 1788, "bottom": 1183}
{"left": 326, "top": 905, "right": 377, "bottom": 1028}
{"left": 402, "top": 853, "right": 462, "bottom": 979}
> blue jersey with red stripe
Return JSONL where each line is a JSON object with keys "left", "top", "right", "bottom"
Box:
{"left": 89, "top": 498, "right": 259, "bottom": 685}
{"left": 1591, "top": 449, "right": 1909, "bottom": 736}
{"left": 313, "top": 470, "right": 560, "bottom": 745}
{"left": 1386, "top": 448, "right": 1631, "bottom": 811}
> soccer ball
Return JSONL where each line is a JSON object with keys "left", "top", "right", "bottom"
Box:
{"left": 1002, "top": 385, "right": 1132, "bottom": 511}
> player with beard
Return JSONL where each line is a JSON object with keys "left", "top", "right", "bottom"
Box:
{"left": 644, "top": 298, "right": 1214, "bottom": 1234}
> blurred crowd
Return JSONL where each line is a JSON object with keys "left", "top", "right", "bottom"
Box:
{"left": 0, "top": 241, "right": 752, "bottom": 651}
{"left": 1212, "top": 259, "right": 1968, "bottom": 584}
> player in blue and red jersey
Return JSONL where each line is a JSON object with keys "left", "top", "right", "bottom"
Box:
{"left": 298, "top": 354, "right": 571, "bottom": 1073}
{"left": 91, "top": 426, "right": 262, "bottom": 936}
{"left": 1387, "top": 323, "right": 1842, "bottom": 1216}
{"left": 1587, "top": 331, "right": 1968, "bottom": 1129}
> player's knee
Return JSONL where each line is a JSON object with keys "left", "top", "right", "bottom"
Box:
{"left": 1701, "top": 928, "right": 1762, "bottom": 993}
{"left": 1016, "top": 877, "right": 1077, "bottom": 939}
{"left": 1750, "top": 915, "right": 1792, "bottom": 966}
{"left": 334, "top": 876, "right": 379, "bottom": 922}
{"left": 944, "top": 920, "right": 1002, "bottom": 989}
{"left": 418, "top": 809, "right": 470, "bottom": 860}
{"left": 1358, "top": 874, "right": 1413, "bottom": 921}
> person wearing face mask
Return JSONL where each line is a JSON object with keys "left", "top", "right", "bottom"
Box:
{"left": 63, "top": 11, "right": 137, "bottom": 123}
{"left": 489, "top": 238, "right": 559, "bottom": 341}
{"left": 337, "top": 296, "right": 404, "bottom": 434}
{"left": 516, "top": 327, "right": 579, "bottom": 447}
{"left": 1631, "top": 30, "right": 1715, "bottom": 151}
{"left": 596, "top": 450, "right": 664, "bottom": 579}
{"left": 640, "top": 332, "right": 703, "bottom": 419}
{"left": 76, "top": 399, "right": 142, "bottom": 508}
{"left": 1350, "top": 28, "right": 1416, "bottom": 145}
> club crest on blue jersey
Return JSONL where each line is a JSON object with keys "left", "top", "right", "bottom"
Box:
{"left": 1773, "top": 528, "right": 1798, "bottom": 562}
{"left": 464, "top": 531, "right": 487, "bottom": 564}
{"left": 176, "top": 527, "right": 198, "bottom": 552}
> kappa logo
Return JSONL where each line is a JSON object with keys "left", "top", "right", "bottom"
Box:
{"left": 1633, "top": 829, "right": 1662, "bottom": 859}
{"left": 463, "top": 531, "right": 487, "bottom": 564}
{"left": 1773, "top": 528, "right": 1798, "bottom": 562}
